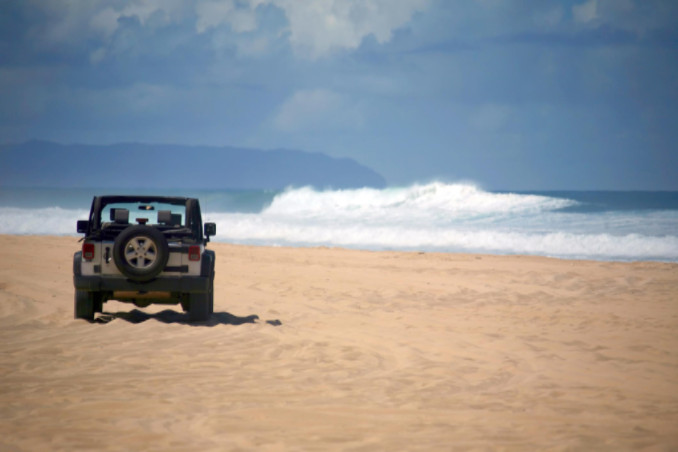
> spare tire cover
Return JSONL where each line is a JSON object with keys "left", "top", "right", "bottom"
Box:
{"left": 113, "top": 226, "right": 169, "bottom": 281}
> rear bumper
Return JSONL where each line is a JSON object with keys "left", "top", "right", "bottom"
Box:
{"left": 73, "top": 249, "right": 214, "bottom": 294}
{"left": 73, "top": 274, "right": 210, "bottom": 293}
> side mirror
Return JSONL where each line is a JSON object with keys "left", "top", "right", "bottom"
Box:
{"left": 77, "top": 220, "right": 90, "bottom": 234}
{"left": 204, "top": 222, "right": 216, "bottom": 238}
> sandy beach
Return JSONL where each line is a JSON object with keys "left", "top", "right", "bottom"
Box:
{"left": 1, "top": 234, "right": 677, "bottom": 451}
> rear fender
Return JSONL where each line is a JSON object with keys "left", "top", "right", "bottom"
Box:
{"left": 201, "top": 250, "right": 215, "bottom": 278}
{"left": 73, "top": 251, "right": 82, "bottom": 276}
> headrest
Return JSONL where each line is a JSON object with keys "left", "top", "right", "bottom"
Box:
{"left": 111, "top": 209, "right": 129, "bottom": 223}
{"left": 157, "top": 210, "right": 172, "bottom": 224}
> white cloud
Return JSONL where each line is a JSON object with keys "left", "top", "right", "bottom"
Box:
{"left": 23, "top": 0, "right": 429, "bottom": 59}
{"left": 25, "top": 0, "right": 100, "bottom": 46}
{"left": 573, "top": 0, "right": 598, "bottom": 24}
{"left": 273, "top": 0, "right": 429, "bottom": 58}
{"left": 85, "top": 0, "right": 186, "bottom": 36}
{"left": 571, "top": 0, "right": 656, "bottom": 33}
{"left": 196, "top": 0, "right": 260, "bottom": 33}
{"left": 196, "top": 1, "right": 234, "bottom": 33}
{"left": 24, "top": 0, "right": 186, "bottom": 52}
{"left": 89, "top": 7, "right": 122, "bottom": 39}
{"left": 198, "top": 0, "right": 430, "bottom": 58}
{"left": 273, "top": 89, "right": 364, "bottom": 132}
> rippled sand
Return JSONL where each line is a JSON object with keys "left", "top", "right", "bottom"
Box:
{"left": 1, "top": 235, "right": 677, "bottom": 451}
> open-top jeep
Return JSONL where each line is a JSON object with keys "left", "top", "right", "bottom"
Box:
{"left": 73, "top": 195, "right": 216, "bottom": 322}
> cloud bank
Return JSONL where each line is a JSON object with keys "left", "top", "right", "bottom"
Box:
{"left": 2, "top": 0, "right": 677, "bottom": 189}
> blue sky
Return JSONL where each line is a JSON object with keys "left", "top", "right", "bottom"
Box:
{"left": 1, "top": 0, "right": 677, "bottom": 190}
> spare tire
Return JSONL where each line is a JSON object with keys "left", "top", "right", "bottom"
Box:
{"left": 113, "top": 226, "right": 169, "bottom": 281}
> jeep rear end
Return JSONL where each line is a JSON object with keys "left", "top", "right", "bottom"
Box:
{"left": 73, "top": 195, "right": 216, "bottom": 322}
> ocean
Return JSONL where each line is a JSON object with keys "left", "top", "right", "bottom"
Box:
{"left": 1, "top": 183, "right": 677, "bottom": 262}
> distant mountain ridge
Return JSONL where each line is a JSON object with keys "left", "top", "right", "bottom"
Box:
{"left": 0, "top": 141, "right": 386, "bottom": 190}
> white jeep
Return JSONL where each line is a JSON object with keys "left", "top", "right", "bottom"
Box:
{"left": 73, "top": 195, "right": 217, "bottom": 321}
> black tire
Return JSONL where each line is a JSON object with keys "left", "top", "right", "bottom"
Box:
{"left": 75, "top": 290, "right": 94, "bottom": 321}
{"left": 208, "top": 257, "right": 215, "bottom": 315}
{"left": 113, "top": 226, "right": 169, "bottom": 282}
{"left": 93, "top": 292, "right": 103, "bottom": 313}
{"left": 189, "top": 293, "right": 210, "bottom": 322}
{"left": 90, "top": 292, "right": 104, "bottom": 312}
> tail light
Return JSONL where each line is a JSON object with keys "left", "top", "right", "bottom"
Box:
{"left": 188, "top": 245, "right": 201, "bottom": 262}
{"left": 83, "top": 243, "right": 95, "bottom": 261}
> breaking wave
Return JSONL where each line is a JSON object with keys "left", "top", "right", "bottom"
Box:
{"left": 2, "top": 183, "right": 677, "bottom": 261}
{"left": 0, "top": 206, "right": 89, "bottom": 235}
{"left": 206, "top": 183, "right": 678, "bottom": 262}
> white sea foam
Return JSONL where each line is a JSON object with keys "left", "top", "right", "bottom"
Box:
{"left": 0, "top": 207, "right": 88, "bottom": 235}
{"left": 263, "top": 182, "right": 576, "bottom": 219}
{"left": 205, "top": 183, "right": 678, "bottom": 261}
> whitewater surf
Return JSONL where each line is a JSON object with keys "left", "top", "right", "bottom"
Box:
{"left": 1, "top": 183, "right": 677, "bottom": 262}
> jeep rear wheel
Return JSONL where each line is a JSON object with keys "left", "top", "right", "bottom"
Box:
{"left": 75, "top": 290, "right": 95, "bottom": 321}
{"left": 189, "top": 293, "right": 211, "bottom": 322}
{"left": 113, "top": 226, "right": 169, "bottom": 281}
